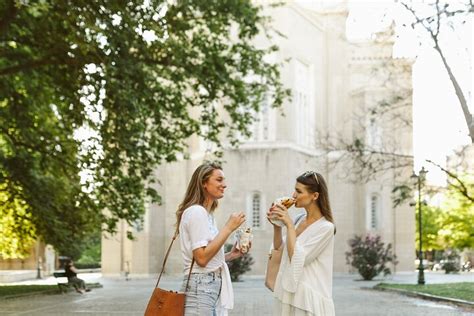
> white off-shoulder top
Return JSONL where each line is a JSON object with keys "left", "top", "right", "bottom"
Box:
{"left": 273, "top": 216, "right": 335, "bottom": 316}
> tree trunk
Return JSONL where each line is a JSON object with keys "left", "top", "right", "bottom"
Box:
{"left": 434, "top": 44, "right": 474, "bottom": 143}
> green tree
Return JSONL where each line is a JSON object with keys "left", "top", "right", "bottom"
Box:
{"left": 437, "top": 176, "right": 474, "bottom": 249}
{"left": 415, "top": 203, "right": 443, "bottom": 252}
{"left": 0, "top": 182, "right": 36, "bottom": 259}
{"left": 0, "top": 1, "right": 289, "bottom": 257}
{"left": 76, "top": 230, "right": 101, "bottom": 267}
{"left": 415, "top": 175, "right": 473, "bottom": 253}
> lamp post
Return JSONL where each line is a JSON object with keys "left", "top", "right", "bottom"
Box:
{"left": 411, "top": 166, "right": 427, "bottom": 285}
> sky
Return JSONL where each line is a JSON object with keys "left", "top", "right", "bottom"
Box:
{"left": 343, "top": 0, "right": 473, "bottom": 185}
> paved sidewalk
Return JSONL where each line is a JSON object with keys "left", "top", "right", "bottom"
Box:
{"left": 0, "top": 272, "right": 472, "bottom": 315}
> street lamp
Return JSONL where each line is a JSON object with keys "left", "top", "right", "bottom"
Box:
{"left": 411, "top": 166, "right": 428, "bottom": 285}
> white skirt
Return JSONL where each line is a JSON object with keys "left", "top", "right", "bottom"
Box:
{"left": 273, "top": 300, "right": 315, "bottom": 316}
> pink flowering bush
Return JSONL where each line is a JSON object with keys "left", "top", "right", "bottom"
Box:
{"left": 345, "top": 235, "right": 397, "bottom": 280}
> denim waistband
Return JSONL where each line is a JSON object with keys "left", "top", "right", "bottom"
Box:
{"left": 190, "top": 268, "right": 221, "bottom": 278}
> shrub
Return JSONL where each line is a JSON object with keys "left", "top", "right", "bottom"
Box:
{"left": 75, "top": 262, "right": 101, "bottom": 269}
{"left": 345, "top": 234, "right": 397, "bottom": 280}
{"left": 224, "top": 244, "right": 254, "bottom": 282}
{"left": 76, "top": 236, "right": 101, "bottom": 268}
{"left": 441, "top": 249, "right": 460, "bottom": 274}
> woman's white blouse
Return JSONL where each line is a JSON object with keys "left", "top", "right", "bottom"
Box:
{"left": 273, "top": 216, "right": 335, "bottom": 316}
{"left": 179, "top": 204, "right": 233, "bottom": 316}
{"left": 180, "top": 205, "right": 224, "bottom": 274}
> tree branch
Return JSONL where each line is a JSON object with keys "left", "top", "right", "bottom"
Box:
{"left": 0, "top": 56, "right": 53, "bottom": 76}
{"left": 435, "top": 0, "right": 441, "bottom": 38}
{"left": 400, "top": 0, "right": 474, "bottom": 143}
{"left": 426, "top": 159, "right": 474, "bottom": 202}
{"left": 432, "top": 42, "right": 474, "bottom": 142}
{"left": 0, "top": 0, "right": 17, "bottom": 39}
{"left": 0, "top": 127, "right": 79, "bottom": 171}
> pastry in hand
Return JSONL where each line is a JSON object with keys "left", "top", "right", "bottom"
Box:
{"left": 269, "top": 197, "right": 295, "bottom": 227}
{"left": 277, "top": 197, "right": 295, "bottom": 209}
{"left": 235, "top": 227, "right": 253, "bottom": 254}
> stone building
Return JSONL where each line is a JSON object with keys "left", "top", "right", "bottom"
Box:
{"left": 0, "top": 241, "right": 56, "bottom": 282}
{"left": 102, "top": 2, "right": 415, "bottom": 277}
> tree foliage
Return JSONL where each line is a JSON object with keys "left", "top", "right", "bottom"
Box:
{"left": 416, "top": 176, "right": 473, "bottom": 251}
{"left": 415, "top": 202, "right": 443, "bottom": 252}
{"left": 0, "top": 0, "right": 289, "bottom": 257}
{"left": 0, "top": 182, "right": 36, "bottom": 259}
{"left": 437, "top": 176, "right": 474, "bottom": 249}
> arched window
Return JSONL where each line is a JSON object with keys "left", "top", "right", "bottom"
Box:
{"left": 252, "top": 193, "right": 261, "bottom": 228}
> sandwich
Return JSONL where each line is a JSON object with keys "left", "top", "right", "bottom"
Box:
{"left": 236, "top": 227, "right": 253, "bottom": 254}
{"left": 276, "top": 197, "right": 296, "bottom": 209}
{"left": 269, "top": 197, "right": 295, "bottom": 227}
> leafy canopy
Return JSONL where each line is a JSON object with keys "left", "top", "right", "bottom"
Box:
{"left": 0, "top": 0, "right": 289, "bottom": 257}
{"left": 416, "top": 175, "right": 474, "bottom": 251}
{"left": 437, "top": 175, "right": 474, "bottom": 249}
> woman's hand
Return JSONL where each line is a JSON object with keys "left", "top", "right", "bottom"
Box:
{"left": 269, "top": 203, "right": 292, "bottom": 227}
{"left": 226, "top": 241, "right": 253, "bottom": 261}
{"left": 266, "top": 205, "right": 281, "bottom": 228}
{"left": 225, "top": 211, "right": 246, "bottom": 232}
{"left": 226, "top": 242, "right": 243, "bottom": 261}
{"left": 268, "top": 204, "right": 284, "bottom": 250}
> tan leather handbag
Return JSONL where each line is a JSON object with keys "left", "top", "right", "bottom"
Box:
{"left": 264, "top": 246, "right": 282, "bottom": 291}
{"left": 144, "top": 231, "right": 194, "bottom": 316}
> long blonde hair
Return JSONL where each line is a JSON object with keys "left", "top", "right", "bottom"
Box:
{"left": 175, "top": 162, "right": 222, "bottom": 233}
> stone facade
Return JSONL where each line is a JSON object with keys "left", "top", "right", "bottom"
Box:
{"left": 0, "top": 241, "right": 56, "bottom": 278}
{"left": 102, "top": 2, "right": 415, "bottom": 277}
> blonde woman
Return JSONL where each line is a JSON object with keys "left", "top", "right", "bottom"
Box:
{"left": 176, "top": 162, "right": 247, "bottom": 316}
{"left": 268, "top": 171, "right": 336, "bottom": 316}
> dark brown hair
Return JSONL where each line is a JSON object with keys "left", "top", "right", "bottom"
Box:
{"left": 296, "top": 171, "right": 336, "bottom": 234}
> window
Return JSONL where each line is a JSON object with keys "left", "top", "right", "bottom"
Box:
{"left": 249, "top": 94, "right": 275, "bottom": 142}
{"left": 251, "top": 193, "right": 261, "bottom": 228}
{"left": 133, "top": 204, "right": 149, "bottom": 233}
{"left": 294, "top": 59, "right": 315, "bottom": 148}
{"left": 133, "top": 218, "right": 144, "bottom": 233}
{"left": 366, "top": 118, "right": 383, "bottom": 150}
{"left": 370, "top": 194, "right": 378, "bottom": 229}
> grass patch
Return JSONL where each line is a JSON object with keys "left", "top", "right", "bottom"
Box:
{"left": 375, "top": 282, "right": 474, "bottom": 302}
{"left": 0, "top": 285, "right": 58, "bottom": 298}
{"left": 0, "top": 283, "right": 102, "bottom": 298}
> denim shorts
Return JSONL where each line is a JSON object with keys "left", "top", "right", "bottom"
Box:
{"left": 181, "top": 271, "right": 222, "bottom": 316}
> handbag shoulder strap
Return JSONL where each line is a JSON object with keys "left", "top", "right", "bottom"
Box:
{"left": 154, "top": 229, "right": 194, "bottom": 290}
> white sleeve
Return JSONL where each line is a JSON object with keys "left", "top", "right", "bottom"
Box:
{"left": 184, "top": 206, "right": 211, "bottom": 250}
{"left": 282, "top": 223, "right": 334, "bottom": 292}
